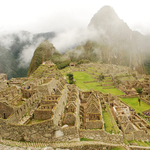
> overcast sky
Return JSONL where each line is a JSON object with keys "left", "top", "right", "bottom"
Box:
{"left": 0, "top": 0, "right": 150, "bottom": 35}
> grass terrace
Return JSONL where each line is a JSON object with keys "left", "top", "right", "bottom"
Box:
{"left": 73, "top": 71, "right": 124, "bottom": 95}
{"left": 120, "top": 97, "right": 150, "bottom": 114}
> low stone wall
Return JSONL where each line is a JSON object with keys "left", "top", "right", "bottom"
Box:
{"left": 34, "top": 110, "right": 53, "bottom": 120}
{"left": 53, "top": 126, "right": 79, "bottom": 142}
{"left": 102, "top": 83, "right": 114, "bottom": 86}
{"left": 124, "top": 131, "right": 150, "bottom": 141}
{"left": 133, "top": 130, "right": 148, "bottom": 141}
{"left": 7, "top": 95, "right": 41, "bottom": 124}
{"left": 86, "top": 120, "right": 103, "bottom": 129}
{"left": 0, "top": 118, "right": 57, "bottom": 142}
{"left": 103, "top": 87, "right": 115, "bottom": 89}
{"left": 124, "top": 133, "right": 134, "bottom": 141}
{"left": 41, "top": 100, "right": 58, "bottom": 105}
{"left": 0, "top": 102, "right": 14, "bottom": 119}
{"left": 83, "top": 81, "right": 96, "bottom": 83}
{"left": 79, "top": 129, "right": 123, "bottom": 144}
{"left": 119, "top": 95, "right": 138, "bottom": 98}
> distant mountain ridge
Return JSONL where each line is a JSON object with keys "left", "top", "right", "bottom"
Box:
{"left": 0, "top": 31, "right": 55, "bottom": 79}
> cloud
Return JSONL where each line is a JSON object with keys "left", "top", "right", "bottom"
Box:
{"left": 50, "top": 28, "right": 88, "bottom": 53}
{"left": 0, "top": 33, "right": 15, "bottom": 50}
{"left": 18, "top": 37, "right": 45, "bottom": 68}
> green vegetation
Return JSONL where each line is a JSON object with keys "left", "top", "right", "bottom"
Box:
{"left": 120, "top": 97, "right": 150, "bottom": 114}
{"left": 103, "top": 111, "right": 115, "bottom": 134}
{"left": 67, "top": 73, "right": 74, "bottom": 84}
{"left": 136, "top": 87, "right": 143, "bottom": 95}
{"left": 73, "top": 71, "right": 124, "bottom": 95}
{"left": 80, "top": 138, "right": 94, "bottom": 141}
{"left": 98, "top": 73, "right": 105, "bottom": 81}
{"left": 27, "top": 119, "right": 43, "bottom": 125}
{"left": 56, "top": 60, "right": 70, "bottom": 69}
{"left": 103, "top": 104, "right": 120, "bottom": 134}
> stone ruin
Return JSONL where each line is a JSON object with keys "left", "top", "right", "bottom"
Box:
{"left": 1, "top": 63, "right": 150, "bottom": 145}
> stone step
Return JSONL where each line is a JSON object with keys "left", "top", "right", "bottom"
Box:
{"left": 18, "top": 115, "right": 31, "bottom": 125}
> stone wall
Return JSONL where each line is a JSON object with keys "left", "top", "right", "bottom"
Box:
{"left": 34, "top": 110, "right": 53, "bottom": 120}
{"left": 64, "top": 113, "right": 76, "bottom": 125}
{"left": 53, "top": 85, "right": 68, "bottom": 126}
{"left": 124, "top": 131, "right": 150, "bottom": 141}
{"left": 37, "top": 79, "right": 57, "bottom": 95}
{"left": 119, "top": 95, "right": 138, "bottom": 98}
{"left": 53, "top": 126, "right": 79, "bottom": 142}
{"left": 0, "top": 118, "right": 79, "bottom": 142}
{"left": 0, "top": 118, "right": 57, "bottom": 142}
{"left": 0, "top": 102, "right": 14, "bottom": 119}
{"left": 79, "top": 129, "right": 123, "bottom": 144}
{"left": 86, "top": 120, "right": 103, "bottom": 129}
{"left": 133, "top": 130, "right": 148, "bottom": 141}
{"left": 7, "top": 93, "right": 41, "bottom": 124}
{"left": 124, "top": 133, "right": 134, "bottom": 141}
{"left": 41, "top": 100, "right": 58, "bottom": 105}
{"left": 76, "top": 91, "right": 80, "bottom": 129}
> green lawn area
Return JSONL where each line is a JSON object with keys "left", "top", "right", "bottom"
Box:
{"left": 102, "top": 111, "right": 116, "bottom": 134}
{"left": 73, "top": 72, "right": 124, "bottom": 95}
{"left": 120, "top": 97, "right": 150, "bottom": 114}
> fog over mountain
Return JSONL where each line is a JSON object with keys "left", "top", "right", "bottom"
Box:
{"left": 27, "top": 6, "right": 150, "bottom": 77}
{"left": 0, "top": 31, "right": 55, "bottom": 78}
{"left": 1, "top": 4, "right": 150, "bottom": 78}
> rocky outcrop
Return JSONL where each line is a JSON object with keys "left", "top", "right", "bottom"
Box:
{"left": 27, "top": 40, "right": 56, "bottom": 76}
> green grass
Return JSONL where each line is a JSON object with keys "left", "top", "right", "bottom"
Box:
{"left": 80, "top": 138, "right": 94, "bottom": 141}
{"left": 120, "top": 97, "right": 150, "bottom": 114}
{"left": 102, "top": 111, "right": 116, "bottom": 134}
{"left": 136, "top": 140, "right": 149, "bottom": 146}
{"left": 27, "top": 119, "right": 43, "bottom": 125}
{"left": 73, "top": 72, "right": 124, "bottom": 95}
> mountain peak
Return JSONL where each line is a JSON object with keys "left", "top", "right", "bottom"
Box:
{"left": 88, "top": 5, "right": 122, "bottom": 31}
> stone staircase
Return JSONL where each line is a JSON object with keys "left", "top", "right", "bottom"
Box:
{"left": 18, "top": 115, "right": 31, "bottom": 125}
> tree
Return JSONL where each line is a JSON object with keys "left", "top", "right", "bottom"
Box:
{"left": 136, "top": 87, "right": 142, "bottom": 96}
{"left": 98, "top": 73, "right": 105, "bottom": 81}
{"left": 67, "top": 73, "right": 74, "bottom": 84}
{"left": 136, "top": 87, "right": 142, "bottom": 106}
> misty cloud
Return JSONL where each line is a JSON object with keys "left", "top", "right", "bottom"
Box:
{"left": 18, "top": 37, "right": 45, "bottom": 68}
{"left": 0, "top": 34, "right": 15, "bottom": 50}
{"left": 50, "top": 28, "right": 88, "bottom": 53}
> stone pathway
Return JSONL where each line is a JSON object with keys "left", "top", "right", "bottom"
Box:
{"left": 1, "top": 139, "right": 126, "bottom": 149}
